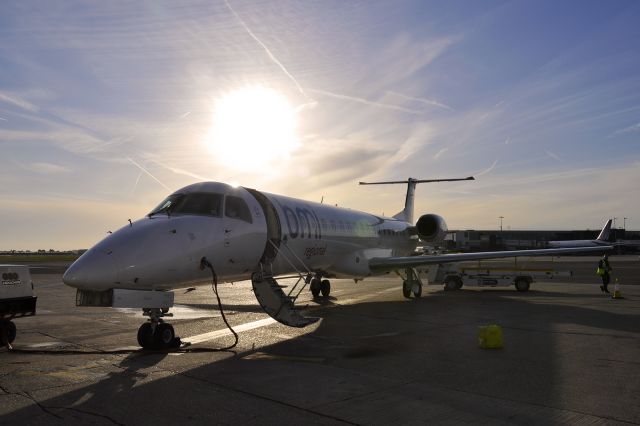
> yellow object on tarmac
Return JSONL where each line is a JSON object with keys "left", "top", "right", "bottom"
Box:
{"left": 478, "top": 324, "right": 503, "bottom": 349}
{"left": 612, "top": 279, "right": 623, "bottom": 299}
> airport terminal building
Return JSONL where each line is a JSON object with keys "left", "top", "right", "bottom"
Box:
{"left": 445, "top": 228, "right": 640, "bottom": 253}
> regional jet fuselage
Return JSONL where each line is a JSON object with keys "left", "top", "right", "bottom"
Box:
{"left": 62, "top": 178, "right": 611, "bottom": 349}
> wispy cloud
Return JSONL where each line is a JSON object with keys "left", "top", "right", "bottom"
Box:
{"left": 307, "top": 88, "right": 423, "bottom": 115}
{"left": 28, "top": 162, "right": 72, "bottom": 174}
{"left": 609, "top": 122, "right": 640, "bottom": 137}
{"left": 0, "top": 91, "right": 39, "bottom": 112}
{"left": 387, "top": 91, "right": 453, "bottom": 111}
{"left": 433, "top": 148, "right": 448, "bottom": 159}
{"left": 544, "top": 150, "right": 561, "bottom": 161}
{"left": 11, "top": 158, "right": 72, "bottom": 175}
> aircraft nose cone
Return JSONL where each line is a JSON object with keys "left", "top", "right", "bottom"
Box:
{"left": 63, "top": 249, "right": 119, "bottom": 290}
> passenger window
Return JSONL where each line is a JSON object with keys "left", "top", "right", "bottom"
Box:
{"left": 225, "top": 196, "right": 252, "bottom": 223}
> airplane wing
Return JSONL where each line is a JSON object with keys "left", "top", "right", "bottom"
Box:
{"left": 369, "top": 245, "right": 613, "bottom": 272}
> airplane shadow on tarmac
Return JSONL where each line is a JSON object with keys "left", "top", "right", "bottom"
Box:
{"left": 2, "top": 290, "right": 639, "bottom": 424}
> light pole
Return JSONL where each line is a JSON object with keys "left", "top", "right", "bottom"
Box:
{"left": 613, "top": 217, "right": 618, "bottom": 229}
{"left": 624, "top": 217, "right": 628, "bottom": 230}
{"left": 499, "top": 216, "right": 504, "bottom": 232}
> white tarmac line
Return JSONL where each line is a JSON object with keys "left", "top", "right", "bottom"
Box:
{"left": 183, "top": 317, "right": 277, "bottom": 345}
{"left": 181, "top": 286, "right": 400, "bottom": 346}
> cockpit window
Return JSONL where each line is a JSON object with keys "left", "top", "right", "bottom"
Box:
{"left": 225, "top": 196, "right": 252, "bottom": 223}
{"left": 148, "top": 192, "right": 223, "bottom": 217}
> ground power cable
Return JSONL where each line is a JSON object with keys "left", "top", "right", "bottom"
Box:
{"left": 1, "top": 259, "right": 239, "bottom": 355}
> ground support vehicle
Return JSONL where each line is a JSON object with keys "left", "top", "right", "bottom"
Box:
{"left": 417, "top": 263, "right": 572, "bottom": 292}
{"left": 1, "top": 265, "right": 37, "bottom": 346}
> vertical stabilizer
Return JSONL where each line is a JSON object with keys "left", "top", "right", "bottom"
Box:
{"left": 597, "top": 219, "right": 613, "bottom": 242}
{"left": 359, "top": 177, "right": 474, "bottom": 223}
{"left": 395, "top": 178, "right": 418, "bottom": 223}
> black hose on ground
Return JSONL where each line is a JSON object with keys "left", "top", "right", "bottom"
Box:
{"left": 200, "top": 257, "right": 239, "bottom": 351}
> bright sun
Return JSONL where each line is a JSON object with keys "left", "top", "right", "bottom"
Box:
{"left": 207, "top": 86, "right": 298, "bottom": 172}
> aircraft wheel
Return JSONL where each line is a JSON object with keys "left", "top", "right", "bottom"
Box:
{"left": 155, "top": 323, "right": 175, "bottom": 348}
{"left": 515, "top": 278, "right": 530, "bottom": 292}
{"left": 413, "top": 283, "right": 422, "bottom": 298}
{"left": 310, "top": 278, "right": 321, "bottom": 298}
{"left": 137, "top": 323, "right": 154, "bottom": 349}
{"left": 320, "top": 280, "right": 331, "bottom": 297}
{"left": 444, "top": 276, "right": 462, "bottom": 291}
{"left": 1, "top": 320, "right": 16, "bottom": 345}
{"left": 402, "top": 280, "right": 412, "bottom": 298}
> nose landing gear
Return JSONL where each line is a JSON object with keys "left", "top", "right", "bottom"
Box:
{"left": 137, "top": 308, "right": 180, "bottom": 350}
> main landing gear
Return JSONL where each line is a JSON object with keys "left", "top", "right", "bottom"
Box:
{"left": 402, "top": 268, "right": 423, "bottom": 299}
{"left": 137, "top": 308, "right": 180, "bottom": 350}
{"left": 308, "top": 275, "right": 331, "bottom": 298}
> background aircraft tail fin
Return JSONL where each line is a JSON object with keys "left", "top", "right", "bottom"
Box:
{"left": 597, "top": 219, "right": 613, "bottom": 242}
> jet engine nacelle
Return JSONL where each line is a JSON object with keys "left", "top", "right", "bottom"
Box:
{"left": 415, "top": 214, "right": 448, "bottom": 243}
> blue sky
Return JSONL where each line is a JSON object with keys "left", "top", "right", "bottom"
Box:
{"left": 1, "top": 0, "right": 639, "bottom": 249}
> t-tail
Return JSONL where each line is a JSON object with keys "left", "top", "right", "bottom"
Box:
{"left": 359, "top": 176, "right": 475, "bottom": 223}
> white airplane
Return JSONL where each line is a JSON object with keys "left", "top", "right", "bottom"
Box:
{"left": 548, "top": 219, "right": 612, "bottom": 248}
{"left": 62, "top": 177, "right": 611, "bottom": 349}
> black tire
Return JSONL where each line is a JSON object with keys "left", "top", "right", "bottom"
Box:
{"left": 444, "top": 276, "right": 462, "bottom": 291}
{"left": 402, "top": 280, "right": 412, "bottom": 298}
{"left": 320, "top": 279, "right": 331, "bottom": 297}
{"left": 413, "top": 283, "right": 422, "bottom": 298}
{"left": 137, "top": 323, "right": 154, "bottom": 349}
{"left": 310, "top": 278, "right": 321, "bottom": 297}
{"left": 515, "top": 277, "right": 530, "bottom": 292}
{"left": 155, "top": 323, "right": 175, "bottom": 347}
{"left": 1, "top": 320, "right": 16, "bottom": 345}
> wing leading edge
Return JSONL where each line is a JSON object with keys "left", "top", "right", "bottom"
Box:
{"left": 369, "top": 246, "right": 613, "bottom": 272}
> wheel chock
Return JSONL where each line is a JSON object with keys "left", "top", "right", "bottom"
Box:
{"left": 478, "top": 324, "right": 503, "bottom": 349}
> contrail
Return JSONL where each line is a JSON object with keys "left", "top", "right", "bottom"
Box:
{"left": 126, "top": 157, "right": 170, "bottom": 190}
{"left": 131, "top": 171, "right": 143, "bottom": 195}
{"left": 148, "top": 158, "right": 213, "bottom": 182}
{"left": 387, "top": 91, "right": 453, "bottom": 111}
{"left": 475, "top": 159, "right": 498, "bottom": 177}
{"left": 307, "top": 88, "right": 423, "bottom": 115}
{"left": 224, "top": 0, "right": 311, "bottom": 100}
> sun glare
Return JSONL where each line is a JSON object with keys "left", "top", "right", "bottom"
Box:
{"left": 207, "top": 86, "right": 298, "bottom": 172}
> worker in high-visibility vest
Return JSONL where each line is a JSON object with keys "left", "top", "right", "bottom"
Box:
{"left": 597, "top": 254, "right": 612, "bottom": 293}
